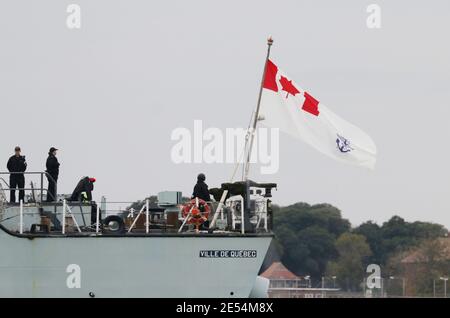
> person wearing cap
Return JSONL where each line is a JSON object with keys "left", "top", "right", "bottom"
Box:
{"left": 45, "top": 147, "right": 60, "bottom": 202}
{"left": 68, "top": 176, "right": 100, "bottom": 227}
{"left": 69, "top": 176, "right": 96, "bottom": 202}
{"left": 192, "top": 173, "right": 210, "bottom": 202}
{"left": 6, "top": 146, "right": 27, "bottom": 203}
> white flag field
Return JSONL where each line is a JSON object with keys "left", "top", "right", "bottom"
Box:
{"left": 259, "top": 60, "right": 377, "bottom": 169}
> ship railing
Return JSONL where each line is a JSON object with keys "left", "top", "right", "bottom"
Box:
{"left": 0, "top": 184, "right": 6, "bottom": 222}
{"left": 62, "top": 199, "right": 82, "bottom": 234}
{"left": 229, "top": 196, "right": 245, "bottom": 234}
{"left": 127, "top": 199, "right": 150, "bottom": 234}
{"left": 4, "top": 196, "right": 267, "bottom": 235}
{"left": 0, "top": 171, "right": 57, "bottom": 202}
{"left": 13, "top": 199, "right": 84, "bottom": 234}
{"left": 254, "top": 199, "right": 269, "bottom": 232}
{"left": 100, "top": 199, "right": 160, "bottom": 234}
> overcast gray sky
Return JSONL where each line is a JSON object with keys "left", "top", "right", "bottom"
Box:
{"left": 1, "top": 0, "right": 449, "bottom": 228}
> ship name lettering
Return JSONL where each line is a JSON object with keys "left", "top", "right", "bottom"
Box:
{"left": 199, "top": 250, "right": 257, "bottom": 258}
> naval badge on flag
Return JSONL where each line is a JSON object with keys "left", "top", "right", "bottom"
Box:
{"left": 259, "top": 60, "right": 377, "bottom": 169}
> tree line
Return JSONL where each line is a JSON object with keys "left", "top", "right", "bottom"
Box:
{"left": 268, "top": 202, "right": 448, "bottom": 294}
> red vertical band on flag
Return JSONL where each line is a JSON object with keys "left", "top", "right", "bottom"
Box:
{"left": 302, "top": 92, "right": 320, "bottom": 116}
{"left": 263, "top": 59, "right": 279, "bottom": 92}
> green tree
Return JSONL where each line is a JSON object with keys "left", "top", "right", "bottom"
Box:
{"left": 355, "top": 216, "right": 447, "bottom": 266}
{"left": 354, "top": 221, "right": 384, "bottom": 264}
{"left": 273, "top": 202, "right": 351, "bottom": 280}
{"left": 327, "top": 233, "right": 372, "bottom": 291}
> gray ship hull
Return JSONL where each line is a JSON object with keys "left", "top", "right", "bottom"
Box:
{"left": 0, "top": 228, "right": 272, "bottom": 298}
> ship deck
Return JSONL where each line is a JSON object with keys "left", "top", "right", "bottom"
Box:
{"left": 0, "top": 223, "right": 275, "bottom": 239}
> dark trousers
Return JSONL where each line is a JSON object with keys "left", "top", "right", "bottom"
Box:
{"left": 46, "top": 175, "right": 58, "bottom": 202}
{"left": 9, "top": 175, "right": 25, "bottom": 203}
{"left": 91, "top": 203, "right": 102, "bottom": 225}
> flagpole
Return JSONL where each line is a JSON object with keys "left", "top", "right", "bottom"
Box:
{"left": 244, "top": 36, "right": 273, "bottom": 180}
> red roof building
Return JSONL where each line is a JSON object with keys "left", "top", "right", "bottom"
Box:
{"left": 261, "top": 262, "right": 299, "bottom": 280}
{"left": 261, "top": 262, "right": 340, "bottom": 298}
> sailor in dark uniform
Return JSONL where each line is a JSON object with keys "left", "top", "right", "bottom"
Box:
{"left": 45, "top": 147, "right": 60, "bottom": 202}
{"left": 69, "top": 176, "right": 96, "bottom": 202}
{"left": 192, "top": 173, "right": 210, "bottom": 202}
{"left": 6, "top": 146, "right": 27, "bottom": 203}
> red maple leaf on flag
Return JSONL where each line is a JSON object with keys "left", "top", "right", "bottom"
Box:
{"left": 279, "top": 76, "right": 300, "bottom": 99}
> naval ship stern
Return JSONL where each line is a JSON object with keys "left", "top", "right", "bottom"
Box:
{"left": 0, "top": 172, "right": 275, "bottom": 298}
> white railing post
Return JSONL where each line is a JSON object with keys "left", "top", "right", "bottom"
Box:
{"left": 65, "top": 204, "right": 82, "bottom": 233}
{"left": 178, "top": 204, "right": 194, "bottom": 233}
{"left": 210, "top": 190, "right": 228, "bottom": 228}
{"left": 96, "top": 204, "right": 100, "bottom": 233}
{"left": 62, "top": 199, "right": 66, "bottom": 234}
{"left": 264, "top": 209, "right": 268, "bottom": 232}
{"left": 240, "top": 197, "right": 245, "bottom": 234}
{"left": 145, "top": 199, "right": 149, "bottom": 234}
{"left": 19, "top": 199, "right": 23, "bottom": 234}
{"left": 127, "top": 204, "right": 146, "bottom": 233}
